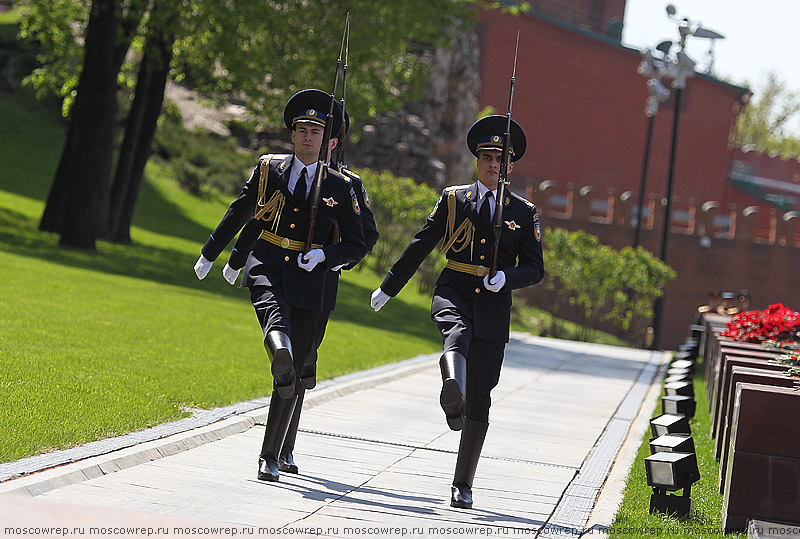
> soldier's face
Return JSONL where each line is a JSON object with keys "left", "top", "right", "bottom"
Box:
{"left": 292, "top": 123, "right": 338, "bottom": 164}
{"left": 477, "top": 150, "right": 513, "bottom": 189}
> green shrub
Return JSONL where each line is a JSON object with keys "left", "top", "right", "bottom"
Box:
{"left": 152, "top": 111, "right": 254, "bottom": 195}
{"left": 542, "top": 227, "right": 675, "bottom": 344}
{"left": 356, "top": 167, "right": 445, "bottom": 294}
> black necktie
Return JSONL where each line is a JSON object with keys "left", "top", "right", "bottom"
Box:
{"left": 294, "top": 167, "right": 308, "bottom": 203}
{"left": 480, "top": 191, "right": 493, "bottom": 229}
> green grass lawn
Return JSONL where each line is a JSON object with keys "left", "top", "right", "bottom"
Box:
{"left": 0, "top": 90, "right": 441, "bottom": 463}
{"left": 608, "top": 361, "right": 746, "bottom": 538}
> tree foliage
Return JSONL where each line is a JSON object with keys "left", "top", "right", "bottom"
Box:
{"left": 541, "top": 227, "right": 675, "bottom": 344}
{"left": 19, "top": 0, "right": 474, "bottom": 126}
{"left": 736, "top": 72, "right": 800, "bottom": 157}
{"left": 357, "top": 167, "right": 444, "bottom": 293}
{"left": 17, "top": 0, "right": 474, "bottom": 248}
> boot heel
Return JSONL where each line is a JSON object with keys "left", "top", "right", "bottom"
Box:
{"left": 440, "top": 378, "right": 464, "bottom": 431}
{"left": 439, "top": 352, "right": 467, "bottom": 431}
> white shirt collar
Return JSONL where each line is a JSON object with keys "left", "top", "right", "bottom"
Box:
{"left": 290, "top": 156, "right": 318, "bottom": 197}
{"left": 292, "top": 155, "right": 317, "bottom": 179}
{"left": 476, "top": 181, "right": 497, "bottom": 204}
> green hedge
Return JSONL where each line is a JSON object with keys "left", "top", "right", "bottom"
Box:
{"left": 542, "top": 227, "right": 676, "bottom": 344}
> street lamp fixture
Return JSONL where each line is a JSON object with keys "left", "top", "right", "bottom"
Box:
{"left": 649, "top": 432, "right": 695, "bottom": 454}
{"left": 662, "top": 394, "right": 696, "bottom": 418}
{"left": 651, "top": 4, "right": 725, "bottom": 350}
{"left": 650, "top": 413, "right": 691, "bottom": 437}
{"left": 645, "top": 451, "right": 700, "bottom": 516}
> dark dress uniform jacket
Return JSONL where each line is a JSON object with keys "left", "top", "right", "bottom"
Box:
{"left": 322, "top": 168, "right": 379, "bottom": 311}
{"left": 381, "top": 182, "right": 545, "bottom": 343}
{"left": 202, "top": 154, "right": 366, "bottom": 312}
{"left": 226, "top": 167, "right": 378, "bottom": 312}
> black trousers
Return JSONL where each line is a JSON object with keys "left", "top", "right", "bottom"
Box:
{"left": 250, "top": 285, "right": 319, "bottom": 392}
{"left": 433, "top": 306, "right": 505, "bottom": 422}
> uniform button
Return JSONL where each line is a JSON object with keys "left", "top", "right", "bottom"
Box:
{"left": 293, "top": 208, "right": 299, "bottom": 213}
{"left": 290, "top": 223, "right": 295, "bottom": 229}
{"left": 475, "top": 288, "right": 481, "bottom": 294}
{"left": 479, "top": 255, "right": 485, "bottom": 260}
{"left": 480, "top": 238, "right": 486, "bottom": 244}
{"left": 284, "top": 256, "right": 290, "bottom": 262}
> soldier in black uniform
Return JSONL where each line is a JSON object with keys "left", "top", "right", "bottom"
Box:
{"left": 220, "top": 117, "right": 379, "bottom": 475}
{"left": 193, "top": 89, "right": 366, "bottom": 482}
{"left": 370, "top": 115, "right": 544, "bottom": 509}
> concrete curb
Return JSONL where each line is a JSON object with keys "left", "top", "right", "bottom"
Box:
{"left": 582, "top": 350, "right": 671, "bottom": 536}
{"left": 536, "top": 348, "right": 671, "bottom": 538}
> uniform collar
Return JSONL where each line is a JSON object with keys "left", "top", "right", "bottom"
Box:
{"left": 476, "top": 181, "right": 497, "bottom": 203}
{"left": 292, "top": 155, "right": 318, "bottom": 179}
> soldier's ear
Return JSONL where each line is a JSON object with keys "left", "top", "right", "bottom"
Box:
{"left": 508, "top": 161, "right": 515, "bottom": 173}
{"left": 329, "top": 137, "right": 339, "bottom": 150}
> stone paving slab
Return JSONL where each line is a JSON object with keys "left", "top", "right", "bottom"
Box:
{"left": 0, "top": 334, "right": 668, "bottom": 538}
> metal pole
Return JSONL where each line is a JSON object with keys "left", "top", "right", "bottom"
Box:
{"left": 633, "top": 113, "right": 656, "bottom": 248}
{"left": 652, "top": 86, "right": 683, "bottom": 350}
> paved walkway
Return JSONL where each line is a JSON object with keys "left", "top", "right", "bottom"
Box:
{"left": 0, "top": 334, "right": 667, "bottom": 538}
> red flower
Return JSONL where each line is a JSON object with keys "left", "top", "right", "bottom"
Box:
{"left": 720, "top": 303, "right": 800, "bottom": 344}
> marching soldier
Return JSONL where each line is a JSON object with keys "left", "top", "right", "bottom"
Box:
{"left": 370, "top": 115, "right": 544, "bottom": 509}
{"left": 193, "top": 89, "right": 366, "bottom": 482}
{"left": 280, "top": 164, "right": 378, "bottom": 474}
{"left": 221, "top": 120, "right": 379, "bottom": 475}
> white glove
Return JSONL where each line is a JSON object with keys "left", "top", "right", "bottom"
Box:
{"left": 371, "top": 288, "right": 390, "bottom": 312}
{"left": 194, "top": 255, "right": 213, "bottom": 280}
{"left": 483, "top": 271, "right": 506, "bottom": 293}
{"left": 222, "top": 263, "right": 241, "bottom": 285}
{"left": 331, "top": 263, "right": 346, "bottom": 272}
{"left": 297, "top": 249, "right": 326, "bottom": 272}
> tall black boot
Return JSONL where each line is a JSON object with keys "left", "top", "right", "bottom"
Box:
{"left": 265, "top": 331, "right": 296, "bottom": 399}
{"left": 439, "top": 352, "right": 467, "bottom": 431}
{"left": 279, "top": 390, "right": 304, "bottom": 473}
{"left": 257, "top": 392, "right": 298, "bottom": 481}
{"left": 450, "top": 418, "right": 489, "bottom": 509}
{"left": 300, "top": 350, "right": 317, "bottom": 389}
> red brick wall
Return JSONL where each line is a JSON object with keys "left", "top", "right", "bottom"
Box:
{"left": 526, "top": 182, "right": 800, "bottom": 349}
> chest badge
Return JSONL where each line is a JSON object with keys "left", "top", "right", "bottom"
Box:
{"left": 323, "top": 197, "right": 338, "bottom": 207}
{"left": 505, "top": 220, "right": 520, "bottom": 231}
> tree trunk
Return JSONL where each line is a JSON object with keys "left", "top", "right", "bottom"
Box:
{"left": 39, "top": 0, "right": 146, "bottom": 241}
{"left": 107, "top": 12, "right": 175, "bottom": 243}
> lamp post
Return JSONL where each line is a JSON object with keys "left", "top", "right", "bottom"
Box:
{"left": 651, "top": 4, "right": 724, "bottom": 350}
{"left": 633, "top": 49, "right": 671, "bottom": 248}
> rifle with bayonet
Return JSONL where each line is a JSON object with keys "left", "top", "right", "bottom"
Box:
{"left": 489, "top": 31, "right": 519, "bottom": 280}
{"left": 334, "top": 16, "right": 350, "bottom": 172}
{"left": 304, "top": 13, "right": 349, "bottom": 255}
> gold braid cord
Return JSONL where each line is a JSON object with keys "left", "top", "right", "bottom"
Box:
{"left": 440, "top": 190, "right": 475, "bottom": 259}
{"left": 254, "top": 156, "right": 285, "bottom": 232}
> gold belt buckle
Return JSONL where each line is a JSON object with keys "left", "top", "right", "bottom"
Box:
{"left": 476, "top": 265, "right": 488, "bottom": 277}
{"left": 280, "top": 237, "right": 290, "bottom": 249}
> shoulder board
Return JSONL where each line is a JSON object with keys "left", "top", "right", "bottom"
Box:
{"left": 340, "top": 168, "right": 361, "bottom": 182}
{"left": 444, "top": 183, "right": 471, "bottom": 193}
{"left": 509, "top": 190, "right": 536, "bottom": 208}
{"left": 324, "top": 166, "right": 346, "bottom": 180}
